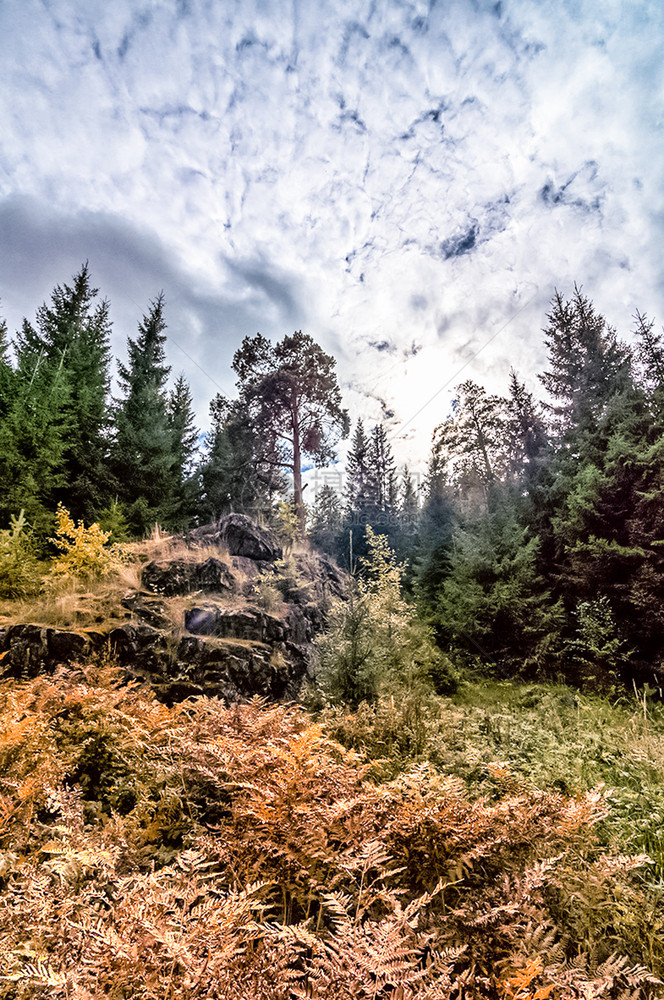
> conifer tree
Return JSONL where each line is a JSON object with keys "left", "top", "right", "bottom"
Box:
{"left": 199, "top": 393, "right": 283, "bottom": 520}
{"left": 0, "top": 319, "right": 70, "bottom": 531}
{"left": 112, "top": 293, "right": 175, "bottom": 531}
{"left": 430, "top": 380, "right": 508, "bottom": 503}
{"left": 344, "top": 419, "right": 371, "bottom": 517}
{"left": 309, "top": 484, "right": 343, "bottom": 554}
{"left": 13, "top": 265, "right": 113, "bottom": 521}
{"left": 0, "top": 314, "right": 11, "bottom": 422}
{"left": 539, "top": 286, "right": 632, "bottom": 450}
{"left": 366, "top": 423, "right": 398, "bottom": 520}
{"left": 166, "top": 374, "right": 199, "bottom": 528}
{"left": 230, "top": 331, "right": 349, "bottom": 529}
{"left": 505, "top": 369, "right": 548, "bottom": 481}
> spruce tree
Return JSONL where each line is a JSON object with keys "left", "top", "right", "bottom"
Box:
{"left": 166, "top": 374, "right": 199, "bottom": 529}
{"left": 12, "top": 265, "right": 113, "bottom": 521}
{"left": 309, "top": 484, "right": 343, "bottom": 555}
{"left": 0, "top": 319, "right": 70, "bottom": 532}
{"left": 112, "top": 293, "right": 175, "bottom": 531}
{"left": 366, "top": 423, "right": 398, "bottom": 522}
{"left": 539, "top": 286, "right": 632, "bottom": 451}
{"left": 199, "top": 393, "right": 283, "bottom": 520}
{"left": 0, "top": 314, "right": 11, "bottom": 422}
{"left": 344, "top": 419, "right": 371, "bottom": 517}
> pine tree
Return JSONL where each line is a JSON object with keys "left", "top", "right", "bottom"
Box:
{"left": 112, "top": 293, "right": 175, "bottom": 531}
{"left": 231, "top": 331, "right": 349, "bottom": 529}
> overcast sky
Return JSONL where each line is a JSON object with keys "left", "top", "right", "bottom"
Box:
{"left": 1, "top": 0, "right": 663, "bottom": 477}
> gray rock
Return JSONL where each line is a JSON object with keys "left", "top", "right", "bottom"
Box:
{"left": 220, "top": 514, "right": 282, "bottom": 561}
{"left": 142, "top": 557, "right": 235, "bottom": 596}
{"left": 186, "top": 514, "right": 282, "bottom": 562}
{"left": 184, "top": 605, "right": 286, "bottom": 643}
{"left": 121, "top": 592, "right": 172, "bottom": 629}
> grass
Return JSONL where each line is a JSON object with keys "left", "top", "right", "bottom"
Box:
{"left": 320, "top": 677, "right": 664, "bottom": 881}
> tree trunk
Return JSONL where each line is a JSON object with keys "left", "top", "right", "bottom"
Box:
{"left": 291, "top": 390, "right": 305, "bottom": 533}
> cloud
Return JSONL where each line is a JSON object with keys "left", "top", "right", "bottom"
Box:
{"left": 0, "top": 0, "right": 663, "bottom": 470}
{"left": 0, "top": 194, "right": 307, "bottom": 421}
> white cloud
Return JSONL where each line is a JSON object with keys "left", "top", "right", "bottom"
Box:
{"left": 1, "top": 0, "right": 663, "bottom": 474}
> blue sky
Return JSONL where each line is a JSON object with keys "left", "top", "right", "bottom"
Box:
{"left": 1, "top": 0, "right": 663, "bottom": 475}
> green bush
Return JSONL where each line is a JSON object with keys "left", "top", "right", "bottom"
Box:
{"left": 0, "top": 510, "right": 42, "bottom": 598}
{"left": 315, "top": 526, "right": 457, "bottom": 705}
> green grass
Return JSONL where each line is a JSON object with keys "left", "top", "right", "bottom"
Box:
{"left": 320, "top": 677, "right": 664, "bottom": 882}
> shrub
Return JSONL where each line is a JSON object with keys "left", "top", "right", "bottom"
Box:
{"left": 0, "top": 510, "right": 42, "bottom": 598}
{"left": 315, "top": 526, "right": 457, "bottom": 705}
{"left": 273, "top": 499, "right": 300, "bottom": 552}
{"left": 46, "top": 504, "right": 129, "bottom": 590}
{"left": 96, "top": 497, "right": 130, "bottom": 543}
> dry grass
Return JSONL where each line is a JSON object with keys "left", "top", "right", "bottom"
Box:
{"left": 133, "top": 531, "right": 232, "bottom": 567}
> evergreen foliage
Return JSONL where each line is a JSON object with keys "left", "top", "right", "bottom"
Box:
{"left": 112, "top": 293, "right": 176, "bottom": 530}
{"left": 230, "top": 331, "right": 349, "bottom": 528}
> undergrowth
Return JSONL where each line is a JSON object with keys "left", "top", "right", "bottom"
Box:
{"left": 0, "top": 664, "right": 661, "bottom": 998}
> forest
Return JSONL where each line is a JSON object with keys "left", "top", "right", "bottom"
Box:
{"left": 3, "top": 266, "right": 664, "bottom": 997}
{"left": 3, "top": 264, "right": 664, "bottom": 691}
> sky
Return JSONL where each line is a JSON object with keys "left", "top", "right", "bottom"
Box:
{"left": 1, "top": 0, "right": 663, "bottom": 484}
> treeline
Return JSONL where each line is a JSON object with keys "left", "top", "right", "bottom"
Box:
{"left": 4, "top": 265, "right": 664, "bottom": 687}
{"left": 0, "top": 265, "right": 354, "bottom": 543}
{"left": 313, "top": 287, "right": 664, "bottom": 689}
{"left": 0, "top": 266, "right": 199, "bottom": 538}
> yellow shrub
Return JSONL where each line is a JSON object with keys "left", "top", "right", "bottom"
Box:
{"left": 47, "top": 504, "right": 129, "bottom": 589}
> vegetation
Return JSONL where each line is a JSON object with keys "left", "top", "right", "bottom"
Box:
{"left": 0, "top": 662, "right": 662, "bottom": 998}
{"left": 6, "top": 269, "right": 664, "bottom": 994}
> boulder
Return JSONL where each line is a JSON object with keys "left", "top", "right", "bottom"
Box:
{"left": 188, "top": 515, "right": 282, "bottom": 562}
{"left": 142, "top": 557, "right": 235, "bottom": 596}
{"left": 184, "top": 605, "right": 286, "bottom": 643}
{"left": 220, "top": 514, "right": 282, "bottom": 561}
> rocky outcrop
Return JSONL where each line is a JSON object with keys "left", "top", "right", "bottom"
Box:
{"left": 0, "top": 624, "right": 105, "bottom": 678}
{"left": 184, "top": 605, "right": 286, "bottom": 643}
{"left": 1, "top": 515, "right": 347, "bottom": 706}
{"left": 141, "top": 557, "right": 235, "bottom": 597}
{"left": 107, "top": 620, "right": 305, "bottom": 705}
{"left": 188, "top": 514, "right": 282, "bottom": 562}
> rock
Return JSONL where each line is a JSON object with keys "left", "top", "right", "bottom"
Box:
{"left": 219, "top": 514, "right": 282, "bottom": 561}
{"left": 184, "top": 605, "right": 286, "bottom": 643}
{"left": 109, "top": 623, "right": 172, "bottom": 678}
{"left": 0, "top": 624, "right": 99, "bottom": 678}
{"left": 186, "top": 514, "right": 282, "bottom": 562}
{"left": 142, "top": 557, "right": 235, "bottom": 596}
{"left": 121, "top": 592, "right": 172, "bottom": 629}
